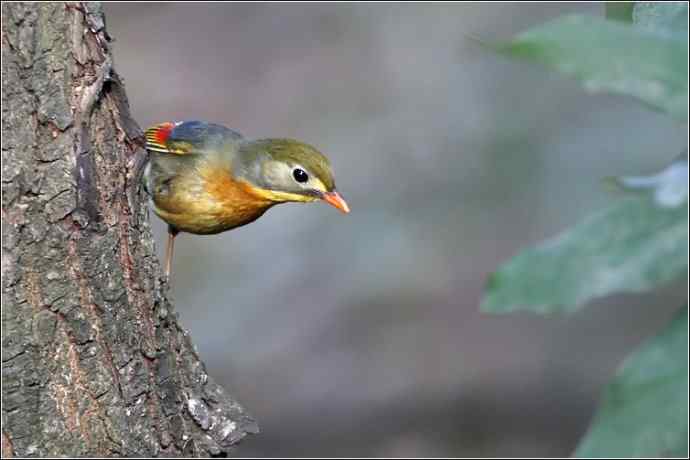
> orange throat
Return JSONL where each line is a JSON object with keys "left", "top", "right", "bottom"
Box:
{"left": 154, "top": 166, "right": 276, "bottom": 235}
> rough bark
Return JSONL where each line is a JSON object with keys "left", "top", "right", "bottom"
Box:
{"left": 1, "top": 2, "right": 258, "bottom": 457}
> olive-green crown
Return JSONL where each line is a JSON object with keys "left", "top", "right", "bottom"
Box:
{"left": 245, "top": 138, "right": 336, "bottom": 191}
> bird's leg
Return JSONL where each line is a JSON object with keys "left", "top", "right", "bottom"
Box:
{"left": 165, "top": 225, "right": 179, "bottom": 280}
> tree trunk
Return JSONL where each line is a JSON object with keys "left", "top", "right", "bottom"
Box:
{"left": 1, "top": 2, "right": 258, "bottom": 456}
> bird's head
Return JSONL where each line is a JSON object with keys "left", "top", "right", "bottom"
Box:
{"left": 235, "top": 138, "right": 350, "bottom": 213}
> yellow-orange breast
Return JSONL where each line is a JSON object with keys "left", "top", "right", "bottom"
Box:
{"left": 151, "top": 164, "right": 276, "bottom": 235}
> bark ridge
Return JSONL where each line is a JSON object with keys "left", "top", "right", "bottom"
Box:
{"left": 1, "top": 2, "right": 258, "bottom": 456}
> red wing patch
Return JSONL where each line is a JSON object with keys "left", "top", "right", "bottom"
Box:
{"left": 145, "top": 121, "right": 181, "bottom": 153}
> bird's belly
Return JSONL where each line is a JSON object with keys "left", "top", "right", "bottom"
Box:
{"left": 153, "top": 193, "right": 273, "bottom": 235}
{"left": 152, "top": 201, "right": 270, "bottom": 235}
{"left": 149, "top": 164, "right": 276, "bottom": 235}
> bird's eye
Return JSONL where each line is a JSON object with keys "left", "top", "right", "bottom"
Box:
{"left": 293, "top": 168, "right": 309, "bottom": 183}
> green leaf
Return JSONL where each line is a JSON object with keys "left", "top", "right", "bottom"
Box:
{"left": 481, "top": 195, "right": 688, "bottom": 314}
{"left": 605, "top": 2, "right": 634, "bottom": 23}
{"left": 633, "top": 2, "right": 688, "bottom": 35}
{"left": 496, "top": 14, "right": 688, "bottom": 120}
{"left": 575, "top": 306, "right": 689, "bottom": 458}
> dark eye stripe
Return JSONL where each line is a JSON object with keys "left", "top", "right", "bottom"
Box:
{"left": 293, "top": 168, "right": 309, "bottom": 183}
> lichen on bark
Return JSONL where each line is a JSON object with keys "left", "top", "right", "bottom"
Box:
{"left": 1, "top": 2, "right": 258, "bottom": 456}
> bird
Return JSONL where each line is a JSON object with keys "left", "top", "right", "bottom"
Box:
{"left": 142, "top": 120, "right": 350, "bottom": 279}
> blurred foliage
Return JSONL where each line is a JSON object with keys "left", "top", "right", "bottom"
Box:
{"left": 482, "top": 2, "right": 688, "bottom": 457}
{"left": 633, "top": 1, "right": 689, "bottom": 34}
{"left": 575, "top": 306, "right": 688, "bottom": 458}
{"left": 482, "top": 192, "right": 687, "bottom": 314}
{"left": 604, "top": 2, "right": 634, "bottom": 23}
{"left": 494, "top": 14, "right": 688, "bottom": 120}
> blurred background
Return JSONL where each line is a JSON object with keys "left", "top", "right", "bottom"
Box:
{"left": 106, "top": 3, "right": 686, "bottom": 457}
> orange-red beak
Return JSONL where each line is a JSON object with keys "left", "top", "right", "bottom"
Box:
{"left": 321, "top": 191, "right": 350, "bottom": 214}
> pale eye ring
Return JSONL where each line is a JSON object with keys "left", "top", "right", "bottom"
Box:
{"left": 293, "top": 168, "right": 309, "bottom": 183}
